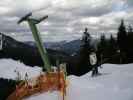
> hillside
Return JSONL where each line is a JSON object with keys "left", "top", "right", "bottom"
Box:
{"left": 0, "top": 59, "right": 133, "bottom": 100}
{"left": 0, "top": 33, "right": 69, "bottom": 67}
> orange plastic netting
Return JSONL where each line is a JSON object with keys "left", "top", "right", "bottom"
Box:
{"left": 7, "top": 72, "right": 67, "bottom": 100}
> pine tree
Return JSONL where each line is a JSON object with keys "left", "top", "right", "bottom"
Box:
{"left": 117, "top": 19, "right": 127, "bottom": 52}
{"left": 97, "top": 34, "right": 107, "bottom": 57}
{"left": 127, "top": 25, "right": 133, "bottom": 33}
{"left": 117, "top": 19, "right": 127, "bottom": 63}
{"left": 127, "top": 25, "right": 133, "bottom": 62}
{"left": 109, "top": 34, "right": 117, "bottom": 55}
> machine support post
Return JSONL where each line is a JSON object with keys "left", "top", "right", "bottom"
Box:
{"left": 27, "top": 19, "right": 51, "bottom": 72}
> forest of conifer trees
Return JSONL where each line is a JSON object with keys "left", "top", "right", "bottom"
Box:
{"left": 79, "top": 19, "right": 133, "bottom": 72}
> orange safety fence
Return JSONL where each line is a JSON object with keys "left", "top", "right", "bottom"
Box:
{"left": 7, "top": 71, "right": 67, "bottom": 100}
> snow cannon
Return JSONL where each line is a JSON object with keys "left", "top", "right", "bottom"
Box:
{"left": 6, "top": 13, "right": 68, "bottom": 100}
{"left": 17, "top": 13, "right": 51, "bottom": 72}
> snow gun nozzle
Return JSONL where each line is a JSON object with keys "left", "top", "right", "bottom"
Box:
{"left": 35, "top": 15, "right": 48, "bottom": 24}
{"left": 17, "top": 12, "right": 32, "bottom": 24}
{"left": 39, "top": 15, "right": 48, "bottom": 22}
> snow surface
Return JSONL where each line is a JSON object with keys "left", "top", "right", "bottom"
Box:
{"left": 0, "top": 59, "right": 42, "bottom": 80}
{"left": 25, "top": 64, "right": 133, "bottom": 100}
{"left": 0, "top": 59, "right": 133, "bottom": 100}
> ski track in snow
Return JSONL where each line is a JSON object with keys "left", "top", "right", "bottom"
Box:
{"left": 0, "top": 59, "right": 133, "bottom": 100}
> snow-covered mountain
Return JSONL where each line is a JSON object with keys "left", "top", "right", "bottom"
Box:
{"left": 25, "top": 40, "right": 80, "bottom": 55}
{"left": 25, "top": 38, "right": 99, "bottom": 55}
{"left": 0, "top": 33, "right": 69, "bottom": 67}
{"left": 0, "top": 33, "right": 91, "bottom": 76}
{"left": 0, "top": 59, "right": 132, "bottom": 100}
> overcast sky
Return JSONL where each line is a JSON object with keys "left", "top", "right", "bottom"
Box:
{"left": 0, "top": 0, "right": 133, "bottom": 42}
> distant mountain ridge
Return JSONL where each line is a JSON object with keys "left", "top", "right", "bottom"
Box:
{"left": 0, "top": 33, "right": 69, "bottom": 67}
{"left": 25, "top": 38, "right": 99, "bottom": 55}
{"left": 25, "top": 40, "right": 80, "bottom": 55}
{"left": 0, "top": 33, "right": 100, "bottom": 76}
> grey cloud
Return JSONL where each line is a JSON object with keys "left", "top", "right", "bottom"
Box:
{"left": 126, "top": 0, "right": 133, "bottom": 8}
{"left": 0, "top": 0, "right": 133, "bottom": 42}
{"left": 71, "top": 5, "right": 112, "bottom": 17}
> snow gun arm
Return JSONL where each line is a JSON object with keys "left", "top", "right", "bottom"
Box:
{"left": 17, "top": 13, "right": 51, "bottom": 72}
{"left": 34, "top": 15, "right": 48, "bottom": 24}
{"left": 18, "top": 13, "right": 48, "bottom": 25}
{"left": 17, "top": 12, "right": 32, "bottom": 24}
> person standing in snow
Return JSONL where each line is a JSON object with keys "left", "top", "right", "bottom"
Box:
{"left": 89, "top": 50, "right": 99, "bottom": 77}
{"left": 82, "top": 28, "right": 91, "bottom": 44}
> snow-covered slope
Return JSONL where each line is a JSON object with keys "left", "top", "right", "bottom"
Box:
{"left": 0, "top": 59, "right": 42, "bottom": 80}
{"left": 0, "top": 59, "right": 133, "bottom": 100}
{"left": 25, "top": 64, "right": 133, "bottom": 100}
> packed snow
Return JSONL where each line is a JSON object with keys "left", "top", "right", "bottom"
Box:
{"left": 0, "top": 59, "right": 133, "bottom": 100}
{"left": 25, "top": 64, "right": 133, "bottom": 100}
{"left": 0, "top": 59, "right": 42, "bottom": 80}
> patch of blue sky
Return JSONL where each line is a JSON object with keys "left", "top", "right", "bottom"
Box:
{"left": 112, "top": 1, "right": 128, "bottom": 12}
